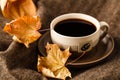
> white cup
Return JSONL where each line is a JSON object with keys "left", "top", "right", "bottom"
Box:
{"left": 50, "top": 13, "right": 109, "bottom": 53}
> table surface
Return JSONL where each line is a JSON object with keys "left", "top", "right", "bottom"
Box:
{"left": 0, "top": 0, "right": 120, "bottom": 80}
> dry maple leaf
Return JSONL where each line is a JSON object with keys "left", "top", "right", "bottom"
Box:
{"left": 37, "top": 43, "right": 72, "bottom": 80}
{"left": 3, "top": 16, "right": 41, "bottom": 48}
{"left": 0, "top": 0, "right": 36, "bottom": 20}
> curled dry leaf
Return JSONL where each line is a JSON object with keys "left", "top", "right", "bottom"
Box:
{"left": 3, "top": 16, "right": 41, "bottom": 48}
{"left": 37, "top": 43, "right": 72, "bottom": 80}
{"left": 0, "top": 0, "right": 36, "bottom": 20}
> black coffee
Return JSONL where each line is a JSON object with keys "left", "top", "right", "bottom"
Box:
{"left": 54, "top": 19, "right": 96, "bottom": 37}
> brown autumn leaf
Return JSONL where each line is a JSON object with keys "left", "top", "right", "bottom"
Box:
{"left": 0, "top": 0, "right": 36, "bottom": 20}
{"left": 37, "top": 43, "right": 72, "bottom": 80}
{"left": 3, "top": 16, "right": 41, "bottom": 48}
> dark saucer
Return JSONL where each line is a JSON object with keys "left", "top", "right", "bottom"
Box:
{"left": 38, "top": 31, "right": 114, "bottom": 68}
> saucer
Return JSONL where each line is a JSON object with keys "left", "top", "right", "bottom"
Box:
{"left": 38, "top": 31, "right": 114, "bottom": 68}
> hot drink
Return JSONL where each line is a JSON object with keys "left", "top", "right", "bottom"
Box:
{"left": 54, "top": 19, "right": 96, "bottom": 37}
{"left": 51, "top": 13, "right": 109, "bottom": 52}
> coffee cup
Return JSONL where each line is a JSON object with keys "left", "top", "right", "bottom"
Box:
{"left": 50, "top": 13, "right": 109, "bottom": 53}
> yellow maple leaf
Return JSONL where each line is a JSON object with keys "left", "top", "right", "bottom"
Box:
{"left": 37, "top": 43, "right": 72, "bottom": 80}
{"left": 3, "top": 16, "right": 41, "bottom": 48}
{"left": 0, "top": 0, "right": 37, "bottom": 20}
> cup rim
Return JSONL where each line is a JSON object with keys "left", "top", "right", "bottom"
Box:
{"left": 50, "top": 13, "right": 100, "bottom": 38}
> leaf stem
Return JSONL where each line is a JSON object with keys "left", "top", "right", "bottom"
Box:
{"left": 39, "top": 28, "right": 50, "bottom": 32}
{"left": 66, "top": 52, "right": 86, "bottom": 65}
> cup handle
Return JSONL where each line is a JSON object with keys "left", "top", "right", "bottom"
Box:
{"left": 99, "top": 21, "right": 109, "bottom": 40}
